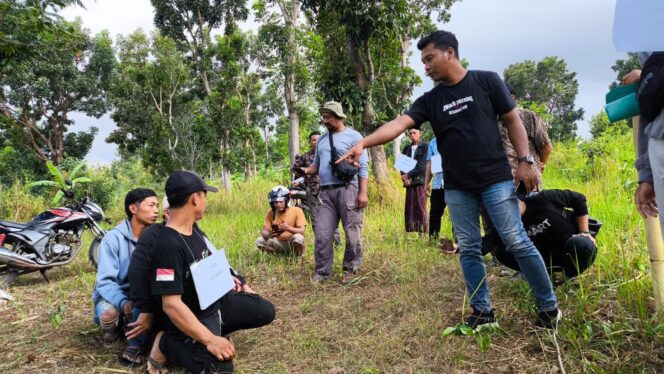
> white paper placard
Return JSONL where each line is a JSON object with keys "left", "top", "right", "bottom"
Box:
{"left": 430, "top": 154, "right": 443, "bottom": 174}
{"left": 190, "top": 249, "right": 234, "bottom": 310}
{"left": 613, "top": 0, "right": 664, "bottom": 52}
{"left": 394, "top": 153, "right": 417, "bottom": 173}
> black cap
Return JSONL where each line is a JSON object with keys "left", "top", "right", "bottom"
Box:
{"left": 166, "top": 171, "right": 218, "bottom": 201}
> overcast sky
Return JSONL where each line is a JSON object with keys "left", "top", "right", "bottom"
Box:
{"left": 62, "top": 0, "right": 626, "bottom": 165}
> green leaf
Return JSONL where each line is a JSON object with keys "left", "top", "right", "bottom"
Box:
{"left": 28, "top": 180, "right": 58, "bottom": 188}
{"left": 45, "top": 161, "right": 66, "bottom": 188}
{"left": 442, "top": 326, "right": 457, "bottom": 337}
{"left": 69, "top": 160, "right": 86, "bottom": 179}
{"left": 72, "top": 176, "right": 91, "bottom": 184}
{"left": 459, "top": 325, "right": 474, "bottom": 336}
{"left": 52, "top": 190, "right": 65, "bottom": 205}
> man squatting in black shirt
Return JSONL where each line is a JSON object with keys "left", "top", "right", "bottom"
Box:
{"left": 128, "top": 171, "right": 275, "bottom": 373}
{"left": 482, "top": 189, "right": 598, "bottom": 281}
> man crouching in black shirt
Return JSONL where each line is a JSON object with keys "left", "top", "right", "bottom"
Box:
{"left": 482, "top": 189, "right": 598, "bottom": 282}
{"left": 131, "top": 171, "right": 275, "bottom": 373}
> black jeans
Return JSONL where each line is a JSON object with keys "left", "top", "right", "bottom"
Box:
{"left": 429, "top": 188, "right": 447, "bottom": 238}
{"left": 160, "top": 291, "right": 275, "bottom": 374}
{"left": 494, "top": 235, "right": 597, "bottom": 278}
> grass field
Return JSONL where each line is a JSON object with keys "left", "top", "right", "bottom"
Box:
{"left": 1, "top": 133, "right": 663, "bottom": 373}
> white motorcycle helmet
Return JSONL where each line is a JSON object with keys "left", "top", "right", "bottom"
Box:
{"left": 268, "top": 185, "right": 290, "bottom": 207}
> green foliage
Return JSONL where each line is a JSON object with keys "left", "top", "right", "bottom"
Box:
{"left": 504, "top": 56, "right": 584, "bottom": 142}
{"left": 610, "top": 53, "right": 640, "bottom": 90}
{"left": 589, "top": 109, "right": 632, "bottom": 139}
{"left": 29, "top": 160, "right": 91, "bottom": 204}
{"left": 0, "top": 180, "right": 47, "bottom": 222}
{"left": 1, "top": 20, "right": 114, "bottom": 164}
{"left": 108, "top": 30, "right": 201, "bottom": 173}
{"left": 48, "top": 304, "right": 66, "bottom": 330}
{"left": 0, "top": 0, "right": 83, "bottom": 71}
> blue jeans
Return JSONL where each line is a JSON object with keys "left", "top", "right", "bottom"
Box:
{"left": 94, "top": 299, "right": 147, "bottom": 347}
{"left": 445, "top": 180, "right": 557, "bottom": 313}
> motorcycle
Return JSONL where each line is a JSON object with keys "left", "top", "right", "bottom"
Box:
{"left": 289, "top": 178, "right": 309, "bottom": 213}
{"left": 0, "top": 189, "right": 106, "bottom": 287}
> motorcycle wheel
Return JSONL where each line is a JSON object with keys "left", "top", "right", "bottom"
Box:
{"left": 88, "top": 235, "right": 103, "bottom": 269}
{"left": 1, "top": 270, "right": 18, "bottom": 288}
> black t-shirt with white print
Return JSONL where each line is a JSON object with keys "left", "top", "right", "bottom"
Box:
{"left": 149, "top": 225, "right": 223, "bottom": 339}
{"left": 405, "top": 70, "right": 515, "bottom": 192}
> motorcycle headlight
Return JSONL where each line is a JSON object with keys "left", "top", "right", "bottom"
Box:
{"left": 83, "top": 201, "right": 105, "bottom": 222}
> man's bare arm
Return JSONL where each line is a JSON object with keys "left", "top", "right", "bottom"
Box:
{"left": 338, "top": 115, "right": 416, "bottom": 166}
{"left": 357, "top": 177, "right": 369, "bottom": 208}
{"left": 425, "top": 160, "right": 432, "bottom": 191}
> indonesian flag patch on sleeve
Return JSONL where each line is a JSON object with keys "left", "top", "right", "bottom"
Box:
{"left": 156, "top": 268, "right": 175, "bottom": 281}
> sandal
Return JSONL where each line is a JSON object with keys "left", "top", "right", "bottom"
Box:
{"left": 147, "top": 356, "right": 169, "bottom": 374}
{"left": 119, "top": 345, "right": 145, "bottom": 367}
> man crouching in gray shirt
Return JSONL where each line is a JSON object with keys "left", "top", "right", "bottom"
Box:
{"left": 299, "top": 101, "right": 369, "bottom": 284}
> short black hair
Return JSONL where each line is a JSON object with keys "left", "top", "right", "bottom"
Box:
{"left": 417, "top": 30, "right": 459, "bottom": 59}
{"left": 308, "top": 131, "right": 321, "bottom": 140}
{"left": 505, "top": 82, "right": 517, "bottom": 97}
{"left": 167, "top": 191, "right": 196, "bottom": 209}
{"left": 124, "top": 188, "right": 157, "bottom": 219}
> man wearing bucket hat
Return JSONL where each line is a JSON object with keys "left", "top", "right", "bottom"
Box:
{"left": 298, "top": 101, "right": 369, "bottom": 284}
{"left": 134, "top": 171, "right": 275, "bottom": 373}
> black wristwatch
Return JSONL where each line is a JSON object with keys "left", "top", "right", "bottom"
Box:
{"left": 518, "top": 155, "right": 535, "bottom": 165}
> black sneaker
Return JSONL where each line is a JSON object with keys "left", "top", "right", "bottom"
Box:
{"left": 465, "top": 308, "right": 499, "bottom": 331}
{"left": 536, "top": 308, "right": 562, "bottom": 329}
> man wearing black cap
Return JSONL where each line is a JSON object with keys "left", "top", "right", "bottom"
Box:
{"left": 136, "top": 171, "right": 275, "bottom": 373}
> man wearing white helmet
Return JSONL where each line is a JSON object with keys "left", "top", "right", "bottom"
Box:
{"left": 255, "top": 185, "right": 307, "bottom": 256}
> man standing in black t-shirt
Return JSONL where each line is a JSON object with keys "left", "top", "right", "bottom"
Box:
{"left": 146, "top": 171, "right": 275, "bottom": 373}
{"left": 339, "top": 30, "right": 560, "bottom": 330}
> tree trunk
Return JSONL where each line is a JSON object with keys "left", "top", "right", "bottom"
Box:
{"left": 279, "top": 0, "right": 301, "bottom": 173}
{"left": 368, "top": 146, "right": 389, "bottom": 185}
{"left": 393, "top": 133, "right": 404, "bottom": 158}
{"left": 288, "top": 110, "right": 300, "bottom": 170}
{"left": 222, "top": 166, "right": 232, "bottom": 192}
{"left": 220, "top": 132, "right": 232, "bottom": 192}
{"left": 347, "top": 36, "right": 389, "bottom": 184}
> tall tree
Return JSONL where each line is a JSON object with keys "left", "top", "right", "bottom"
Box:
{"left": 303, "top": 0, "right": 457, "bottom": 184}
{"left": 208, "top": 29, "right": 263, "bottom": 191}
{"left": 504, "top": 56, "right": 584, "bottom": 142}
{"left": 0, "top": 21, "right": 114, "bottom": 164}
{"left": 610, "top": 53, "right": 640, "bottom": 89}
{"left": 107, "top": 30, "right": 205, "bottom": 173}
{"left": 151, "top": 0, "right": 248, "bottom": 96}
{"left": 0, "top": 0, "right": 82, "bottom": 74}
{"left": 255, "top": 0, "right": 313, "bottom": 168}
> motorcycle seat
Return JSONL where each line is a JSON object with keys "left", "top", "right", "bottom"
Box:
{"left": 0, "top": 220, "right": 31, "bottom": 231}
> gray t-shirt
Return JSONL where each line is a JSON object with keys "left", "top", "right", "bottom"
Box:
{"left": 314, "top": 128, "right": 369, "bottom": 186}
